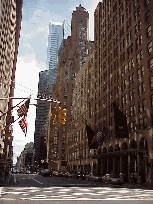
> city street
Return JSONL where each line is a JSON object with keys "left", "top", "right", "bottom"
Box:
{"left": 0, "top": 174, "right": 153, "bottom": 203}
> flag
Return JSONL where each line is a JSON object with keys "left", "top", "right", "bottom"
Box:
{"left": 101, "top": 125, "right": 109, "bottom": 143}
{"left": 18, "top": 116, "right": 27, "bottom": 136}
{"left": 17, "top": 99, "right": 30, "bottom": 117}
{"left": 86, "top": 124, "right": 98, "bottom": 149}
{"left": 113, "top": 102, "right": 129, "bottom": 138}
{"left": 91, "top": 131, "right": 102, "bottom": 145}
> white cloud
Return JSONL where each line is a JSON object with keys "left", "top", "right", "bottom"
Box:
{"left": 12, "top": 55, "right": 44, "bottom": 164}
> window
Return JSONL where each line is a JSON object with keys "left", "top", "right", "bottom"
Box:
{"left": 129, "top": 75, "right": 132, "bottom": 85}
{"left": 149, "top": 58, "right": 153, "bottom": 71}
{"left": 138, "top": 84, "right": 141, "bottom": 96}
{"left": 136, "top": 53, "right": 140, "bottom": 64}
{"left": 138, "top": 20, "right": 141, "bottom": 30}
{"left": 135, "top": 38, "right": 139, "bottom": 50}
{"left": 137, "top": 6, "right": 140, "bottom": 16}
{"left": 133, "top": 104, "right": 136, "bottom": 116}
{"left": 145, "top": 10, "right": 150, "bottom": 22}
{"left": 131, "top": 58, "right": 134, "bottom": 68}
{"left": 143, "top": 117, "right": 147, "bottom": 128}
{"left": 144, "top": 0, "right": 149, "bottom": 8}
{"left": 148, "top": 41, "right": 152, "bottom": 54}
{"left": 129, "top": 90, "right": 132, "bottom": 101}
{"left": 142, "top": 82, "right": 145, "bottom": 93}
{"left": 140, "top": 50, "right": 143, "bottom": 60}
{"left": 134, "top": 11, "right": 137, "bottom": 21}
{"left": 151, "top": 95, "right": 153, "bottom": 107}
{"left": 146, "top": 25, "right": 151, "bottom": 38}
{"left": 142, "top": 99, "right": 145, "bottom": 111}
{"left": 150, "top": 77, "right": 153, "bottom": 90}
{"left": 135, "top": 25, "right": 138, "bottom": 33}
{"left": 138, "top": 101, "right": 142, "bottom": 113}
{"left": 137, "top": 69, "right": 141, "bottom": 80}
{"left": 129, "top": 106, "right": 133, "bottom": 117}
{"left": 139, "top": 118, "right": 143, "bottom": 130}
{"left": 132, "top": 88, "right": 135, "bottom": 99}
{"left": 139, "top": 35, "right": 142, "bottom": 45}
{"left": 141, "top": 66, "right": 144, "bottom": 76}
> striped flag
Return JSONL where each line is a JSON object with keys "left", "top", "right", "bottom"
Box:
{"left": 17, "top": 99, "right": 30, "bottom": 117}
{"left": 18, "top": 116, "right": 27, "bottom": 136}
{"left": 91, "top": 131, "right": 102, "bottom": 145}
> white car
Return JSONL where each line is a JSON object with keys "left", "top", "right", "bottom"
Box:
{"left": 86, "top": 173, "right": 99, "bottom": 181}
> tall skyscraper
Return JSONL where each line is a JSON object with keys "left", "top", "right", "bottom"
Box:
{"left": 34, "top": 21, "right": 70, "bottom": 165}
{"left": 46, "top": 4, "right": 90, "bottom": 171}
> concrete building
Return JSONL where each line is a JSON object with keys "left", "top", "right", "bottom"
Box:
{"left": 0, "top": 0, "right": 22, "bottom": 179}
{"left": 92, "top": 0, "right": 153, "bottom": 182}
{"left": 34, "top": 70, "right": 52, "bottom": 166}
{"left": 67, "top": 52, "right": 95, "bottom": 174}
{"left": 16, "top": 142, "right": 34, "bottom": 171}
{"left": 47, "top": 4, "right": 91, "bottom": 171}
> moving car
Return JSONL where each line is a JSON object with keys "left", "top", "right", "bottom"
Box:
{"left": 43, "top": 169, "right": 52, "bottom": 177}
{"left": 58, "top": 172, "right": 65, "bottom": 177}
{"left": 75, "top": 171, "right": 86, "bottom": 180}
{"left": 52, "top": 171, "right": 59, "bottom": 177}
{"left": 86, "top": 173, "right": 100, "bottom": 182}
{"left": 102, "top": 174, "right": 122, "bottom": 184}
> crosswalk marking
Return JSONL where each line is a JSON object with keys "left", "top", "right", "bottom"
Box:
{"left": 0, "top": 186, "right": 153, "bottom": 200}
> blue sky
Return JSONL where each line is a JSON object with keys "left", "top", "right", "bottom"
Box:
{"left": 12, "top": 0, "right": 101, "bottom": 165}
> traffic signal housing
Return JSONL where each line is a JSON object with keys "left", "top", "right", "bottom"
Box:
{"left": 58, "top": 108, "right": 67, "bottom": 124}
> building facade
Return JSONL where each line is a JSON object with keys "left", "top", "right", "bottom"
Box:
{"left": 0, "top": 0, "right": 22, "bottom": 179}
{"left": 34, "top": 20, "right": 71, "bottom": 166}
{"left": 46, "top": 21, "right": 64, "bottom": 71}
{"left": 47, "top": 4, "right": 91, "bottom": 171}
{"left": 67, "top": 52, "right": 96, "bottom": 174}
{"left": 92, "top": 0, "right": 153, "bottom": 182}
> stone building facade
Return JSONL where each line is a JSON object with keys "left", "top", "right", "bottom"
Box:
{"left": 93, "top": 0, "right": 153, "bottom": 182}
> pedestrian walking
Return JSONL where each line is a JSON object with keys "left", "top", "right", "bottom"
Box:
{"left": 141, "top": 172, "right": 145, "bottom": 185}
{"left": 134, "top": 171, "right": 138, "bottom": 184}
{"left": 5, "top": 167, "right": 9, "bottom": 181}
{"left": 138, "top": 174, "right": 141, "bottom": 184}
{"left": 130, "top": 172, "right": 134, "bottom": 183}
{"left": 147, "top": 173, "right": 151, "bottom": 184}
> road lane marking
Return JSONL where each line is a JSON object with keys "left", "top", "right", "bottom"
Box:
{"left": 28, "top": 176, "right": 43, "bottom": 185}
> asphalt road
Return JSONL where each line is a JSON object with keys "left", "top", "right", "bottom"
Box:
{"left": 0, "top": 174, "right": 153, "bottom": 203}
{"left": 13, "top": 173, "right": 97, "bottom": 187}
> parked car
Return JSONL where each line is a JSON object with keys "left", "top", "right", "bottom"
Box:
{"left": 43, "top": 169, "right": 52, "bottom": 177}
{"left": 58, "top": 172, "right": 65, "bottom": 177}
{"left": 12, "top": 169, "right": 17, "bottom": 174}
{"left": 64, "top": 172, "right": 70, "bottom": 178}
{"left": 102, "top": 174, "right": 122, "bottom": 184}
{"left": 75, "top": 171, "right": 86, "bottom": 180}
{"left": 86, "top": 173, "right": 100, "bottom": 182}
{"left": 68, "top": 173, "right": 75, "bottom": 178}
{"left": 52, "top": 171, "right": 59, "bottom": 176}
{"left": 26, "top": 170, "right": 31, "bottom": 174}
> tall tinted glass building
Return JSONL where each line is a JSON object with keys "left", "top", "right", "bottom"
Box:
{"left": 34, "top": 21, "right": 70, "bottom": 165}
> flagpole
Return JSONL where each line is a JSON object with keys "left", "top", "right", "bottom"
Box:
{"left": 82, "top": 118, "right": 91, "bottom": 127}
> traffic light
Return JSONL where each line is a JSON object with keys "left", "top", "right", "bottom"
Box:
{"left": 58, "top": 108, "right": 67, "bottom": 124}
{"left": 51, "top": 107, "right": 57, "bottom": 124}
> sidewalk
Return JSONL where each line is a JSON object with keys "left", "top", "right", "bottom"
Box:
{"left": 121, "top": 182, "right": 153, "bottom": 189}
{"left": 0, "top": 173, "right": 14, "bottom": 187}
